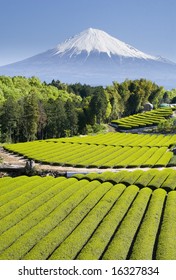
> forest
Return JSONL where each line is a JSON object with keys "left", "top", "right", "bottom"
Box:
{"left": 0, "top": 75, "right": 176, "bottom": 143}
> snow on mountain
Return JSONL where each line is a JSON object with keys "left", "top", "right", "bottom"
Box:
{"left": 53, "top": 28, "right": 157, "bottom": 60}
{"left": 0, "top": 28, "right": 176, "bottom": 88}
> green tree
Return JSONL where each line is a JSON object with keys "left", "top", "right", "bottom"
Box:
{"left": 157, "top": 118, "right": 176, "bottom": 133}
{"left": 0, "top": 96, "right": 21, "bottom": 143}
{"left": 89, "top": 88, "right": 108, "bottom": 124}
{"left": 44, "top": 98, "right": 67, "bottom": 138}
{"left": 22, "top": 92, "right": 39, "bottom": 141}
{"left": 105, "top": 83, "right": 123, "bottom": 120}
{"left": 55, "top": 99, "right": 67, "bottom": 137}
{"left": 65, "top": 100, "right": 78, "bottom": 136}
{"left": 37, "top": 100, "right": 47, "bottom": 140}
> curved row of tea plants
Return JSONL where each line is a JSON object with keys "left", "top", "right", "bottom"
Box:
{"left": 4, "top": 132, "right": 175, "bottom": 168}
{"left": 5, "top": 132, "right": 176, "bottom": 148}
{"left": 4, "top": 143, "right": 172, "bottom": 168}
{"left": 47, "top": 132, "right": 176, "bottom": 147}
{"left": 0, "top": 172, "right": 176, "bottom": 260}
{"left": 111, "top": 107, "right": 174, "bottom": 130}
{"left": 73, "top": 169, "right": 176, "bottom": 190}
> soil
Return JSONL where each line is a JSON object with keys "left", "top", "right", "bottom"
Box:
{"left": 0, "top": 147, "right": 26, "bottom": 166}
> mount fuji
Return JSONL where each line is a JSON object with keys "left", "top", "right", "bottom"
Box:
{"left": 0, "top": 28, "right": 176, "bottom": 88}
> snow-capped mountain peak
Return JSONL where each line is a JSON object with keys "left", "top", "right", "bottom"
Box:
{"left": 0, "top": 27, "right": 176, "bottom": 88}
{"left": 54, "top": 27, "right": 156, "bottom": 60}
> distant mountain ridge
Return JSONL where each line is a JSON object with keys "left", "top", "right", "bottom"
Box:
{"left": 0, "top": 28, "right": 176, "bottom": 88}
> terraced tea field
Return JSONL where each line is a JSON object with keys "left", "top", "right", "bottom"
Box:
{"left": 0, "top": 169, "right": 176, "bottom": 260}
{"left": 111, "top": 107, "right": 174, "bottom": 130}
{"left": 4, "top": 132, "right": 176, "bottom": 168}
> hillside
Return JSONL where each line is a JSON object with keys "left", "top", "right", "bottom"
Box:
{"left": 4, "top": 132, "right": 176, "bottom": 169}
{"left": 1, "top": 76, "right": 170, "bottom": 143}
{"left": 0, "top": 170, "right": 176, "bottom": 260}
{"left": 1, "top": 76, "right": 176, "bottom": 261}
{"left": 111, "top": 107, "right": 175, "bottom": 130}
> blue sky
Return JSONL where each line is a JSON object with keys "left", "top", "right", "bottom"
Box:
{"left": 0, "top": 0, "right": 176, "bottom": 66}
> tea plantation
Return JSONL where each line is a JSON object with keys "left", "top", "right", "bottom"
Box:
{"left": 2, "top": 128, "right": 176, "bottom": 260}
{"left": 111, "top": 107, "right": 174, "bottom": 130}
{"left": 4, "top": 132, "right": 176, "bottom": 168}
{"left": 0, "top": 169, "right": 176, "bottom": 260}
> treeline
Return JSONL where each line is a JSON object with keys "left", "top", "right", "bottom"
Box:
{"left": 0, "top": 75, "right": 175, "bottom": 143}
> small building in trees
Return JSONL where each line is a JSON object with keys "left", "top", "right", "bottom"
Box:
{"left": 143, "top": 102, "right": 153, "bottom": 111}
{"left": 159, "top": 103, "right": 170, "bottom": 108}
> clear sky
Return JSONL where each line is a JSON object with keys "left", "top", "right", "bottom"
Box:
{"left": 0, "top": 0, "right": 176, "bottom": 66}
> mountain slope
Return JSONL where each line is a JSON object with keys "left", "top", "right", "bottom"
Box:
{"left": 0, "top": 28, "right": 176, "bottom": 88}
{"left": 53, "top": 28, "right": 157, "bottom": 60}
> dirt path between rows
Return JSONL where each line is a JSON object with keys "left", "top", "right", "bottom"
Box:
{"left": 0, "top": 147, "right": 26, "bottom": 166}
